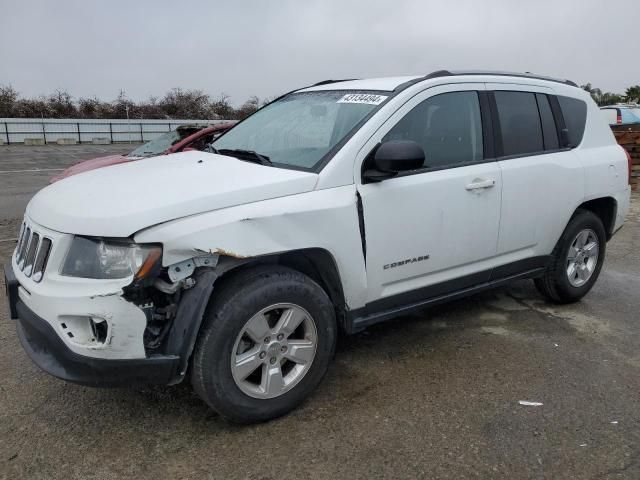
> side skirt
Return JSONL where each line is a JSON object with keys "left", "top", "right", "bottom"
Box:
{"left": 345, "top": 257, "right": 549, "bottom": 334}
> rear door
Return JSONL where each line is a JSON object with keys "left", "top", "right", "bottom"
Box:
{"left": 486, "top": 84, "right": 584, "bottom": 267}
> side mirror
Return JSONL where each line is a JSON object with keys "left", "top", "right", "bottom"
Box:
{"left": 363, "top": 140, "right": 425, "bottom": 182}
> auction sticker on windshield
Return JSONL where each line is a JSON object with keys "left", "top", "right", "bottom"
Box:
{"left": 337, "top": 93, "right": 388, "bottom": 105}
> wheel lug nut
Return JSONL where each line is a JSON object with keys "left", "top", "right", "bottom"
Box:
{"left": 259, "top": 352, "right": 266, "bottom": 359}
{"left": 270, "top": 357, "right": 277, "bottom": 365}
{"left": 277, "top": 334, "right": 284, "bottom": 341}
{"left": 264, "top": 336, "right": 270, "bottom": 343}
{"left": 281, "top": 346, "right": 287, "bottom": 353}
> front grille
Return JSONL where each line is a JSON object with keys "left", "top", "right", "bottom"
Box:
{"left": 15, "top": 222, "right": 53, "bottom": 282}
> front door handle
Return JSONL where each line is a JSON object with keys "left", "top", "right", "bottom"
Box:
{"left": 465, "top": 178, "right": 496, "bottom": 190}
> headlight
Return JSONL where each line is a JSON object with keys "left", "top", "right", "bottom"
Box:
{"left": 61, "top": 237, "right": 162, "bottom": 280}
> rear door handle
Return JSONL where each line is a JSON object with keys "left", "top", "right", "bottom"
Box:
{"left": 465, "top": 178, "right": 496, "bottom": 190}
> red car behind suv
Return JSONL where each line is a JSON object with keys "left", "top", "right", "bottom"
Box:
{"left": 50, "top": 122, "right": 236, "bottom": 183}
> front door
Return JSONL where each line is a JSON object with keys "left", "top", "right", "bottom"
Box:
{"left": 356, "top": 84, "right": 502, "bottom": 307}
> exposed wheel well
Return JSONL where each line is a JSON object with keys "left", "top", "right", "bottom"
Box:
{"left": 212, "top": 248, "right": 348, "bottom": 331}
{"left": 576, "top": 197, "right": 617, "bottom": 240}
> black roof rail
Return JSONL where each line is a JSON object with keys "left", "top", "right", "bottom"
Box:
{"left": 312, "top": 79, "right": 358, "bottom": 86}
{"left": 423, "top": 70, "right": 453, "bottom": 79}
{"left": 396, "top": 70, "right": 578, "bottom": 90}
{"left": 393, "top": 71, "right": 453, "bottom": 92}
{"left": 453, "top": 70, "right": 578, "bottom": 87}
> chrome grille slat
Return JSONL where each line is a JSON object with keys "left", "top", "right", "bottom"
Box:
{"left": 14, "top": 221, "right": 54, "bottom": 282}
{"left": 18, "top": 227, "right": 31, "bottom": 268}
{"left": 16, "top": 225, "right": 27, "bottom": 263}
{"left": 24, "top": 232, "right": 40, "bottom": 277}
{"left": 32, "top": 238, "right": 52, "bottom": 282}
{"left": 16, "top": 223, "right": 26, "bottom": 258}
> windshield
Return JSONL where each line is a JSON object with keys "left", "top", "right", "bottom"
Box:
{"left": 128, "top": 126, "right": 204, "bottom": 157}
{"left": 211, "top": 91, "right": 387, "bottom": 169}
{"left": 129, "top": 131, "right": 182, "bottom": 157}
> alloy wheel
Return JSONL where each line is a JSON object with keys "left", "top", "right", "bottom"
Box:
{"left": 230, "top": 303, "right": 318, "bottom": 399}
{"left": 566, "top": 228, "right": 599, "bottom": 287}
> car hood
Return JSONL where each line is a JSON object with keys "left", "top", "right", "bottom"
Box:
{"left": 50, "top": 154, "right": 132, "bottom": 183}
{"left": 28, "top": 151, "right": 318, "bottom": 237}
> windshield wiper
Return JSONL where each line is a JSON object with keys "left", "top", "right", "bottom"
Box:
{"left": 210, "top": 147, "right": 273, "bottom": 166}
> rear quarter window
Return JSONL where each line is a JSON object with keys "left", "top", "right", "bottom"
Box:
{"left": 558, "top": 96, "right": 587, "bottom": 147}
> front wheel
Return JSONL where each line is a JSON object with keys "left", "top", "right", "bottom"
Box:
{"left": 191, "top": 266, "right": 337, "bottom": 424}
{"left": 534, "top": 209, "right": 606, "bottom": 304}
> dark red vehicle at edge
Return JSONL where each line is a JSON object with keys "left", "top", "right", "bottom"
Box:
{"left": 50, "top": 122, "right": 237, "bottom": 183}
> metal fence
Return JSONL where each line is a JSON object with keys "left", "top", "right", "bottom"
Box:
{"left": 0, "top": 118, "right": 230, "bottom": 145}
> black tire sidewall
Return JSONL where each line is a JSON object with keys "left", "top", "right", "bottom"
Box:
{"left": 552, "top": 211, "right": 606, "bottom": 301}
{"left": 192, "top": 267, "right": 336, "bottom": 423}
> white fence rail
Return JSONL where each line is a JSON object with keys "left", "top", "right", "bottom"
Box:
{"left": 0, "top": 118, "right": 230, "bottom": 145}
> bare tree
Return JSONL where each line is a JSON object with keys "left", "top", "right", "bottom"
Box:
{"left": 47, "top": 89, "right": 76, "bottom": 118}
{"left": 212, "top": 93, "right": 234, "bottom": 119}
{"left": 235, "top": 96, "right": 261, "bottom": 119}
{"left": 0, "top": 85, "right": 18, "bottom": 117}
{"left": 138, "top": 95, "right": 166, "bottom": 119}
{"left": 78, "top": 96, "right": 113, "bottom": 119}
{"left": 14, "top": 95, "right": 53, "bottom": 118}
{"left": 160, "top": 88, "right": 215, "bottom": 119}
{"left": 111, "top": 89, "right": 135, "bottom": 119}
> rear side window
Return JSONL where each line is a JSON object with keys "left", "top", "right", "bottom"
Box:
{"left": 494, "top": 91, "right": 544, "bottom": 156}
{"left": 382, "top": 91, "right": 483, "bottom": 169}
{"left": 535, "top": 94, "right": 559, "bottom": 150}
{"left": 558, "top": 96, "right": 587, "bottom": 147}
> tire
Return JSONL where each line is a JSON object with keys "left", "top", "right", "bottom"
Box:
{"left": 191, "top": 265, "right": 337, "bottom": 424}
{"left": 534, "top": 209, "right": 606, "bottom": 304}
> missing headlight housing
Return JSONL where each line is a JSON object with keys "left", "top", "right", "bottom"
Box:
{"left": 61, "top": 236, "right": 161, "bottom": 280}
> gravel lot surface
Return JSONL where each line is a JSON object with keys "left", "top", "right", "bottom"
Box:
{"left": 0, "top": 145, "right": 639, "bottom": 479}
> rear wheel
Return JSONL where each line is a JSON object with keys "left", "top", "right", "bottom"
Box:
{"left": 191, "top": 266, "right": 336, "bottom": 424}
{"left": 534, "top": 209, "right": 606, "bottom": 304}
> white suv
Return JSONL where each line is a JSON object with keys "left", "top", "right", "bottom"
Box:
{"left": 4, "top": 71, "right": 631, "bottom": 423}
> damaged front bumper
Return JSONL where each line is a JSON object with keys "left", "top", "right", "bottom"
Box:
{"left": 16, "top": 299, "right": 180, "bottom": 386}
{"left": 5, "top": 214, "right": 220, "bottom": 387}
{"left": 5, "top": 262, "right": 179, "bottom": 386}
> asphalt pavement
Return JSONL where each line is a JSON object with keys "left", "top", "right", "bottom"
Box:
{"left": 0, "top": 145, "right": 639, "bottom": 479}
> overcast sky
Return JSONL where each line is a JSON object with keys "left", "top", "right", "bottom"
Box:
{"left": 1, "top": 0, "right": 638, "bottom": 106}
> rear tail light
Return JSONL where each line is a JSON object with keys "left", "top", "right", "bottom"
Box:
{"left": 624, "top": 147, "right": 632, "bottom": 185}
{"left": 617, "top": 113, "right": 623, "bottom": 125}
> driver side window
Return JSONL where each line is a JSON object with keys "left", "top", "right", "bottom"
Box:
{"left": 383, "top": 91, "right": 484, "bottom": 169}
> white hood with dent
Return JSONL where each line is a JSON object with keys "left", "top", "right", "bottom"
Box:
{"left": 27, "top": 151, "right": 318, "bottom": 237}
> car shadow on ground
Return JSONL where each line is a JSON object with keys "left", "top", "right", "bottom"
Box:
{"left": 115, "top": 280, "right": 574, "bottom": 425}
